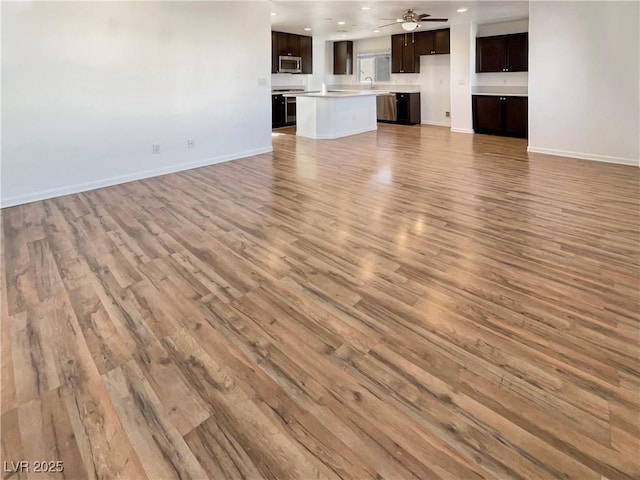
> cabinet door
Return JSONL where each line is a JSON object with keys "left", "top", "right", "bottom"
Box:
{"left": 276, "top": 32, "right": 301, "bottom": 57}
{"left": 391, "top": 34, "right": 404, "bottom": 73}
{"left": 271, "top": 32, "right": 279, "bottom": 73}
{"left": 408, "top": 93, "right": 421, "bottom": 124}
{"left": 506, "top": 33, "right": 528, "bottom": 72}
{"left": 476, "top": 36, "right": 506, "bottom": 72}
{"left": 333, "top": 41, "right": 353, "bottom": 75}
{"left": 504, "top": 97, "right": 528, "bottom": 137}
{"left": 272, "top": 95, "right": 285, "bottom": 128}
{"left": 300, "top": 35, "right": 312, "bottom": 74}
{"left": 434, "top": 29, "right": 450, "bottom": 54}
{"left": 275, "top": 32, "right": 287, "bottom": 56}
{"left": 473, "top": 96, "right": 503, "bottom": 131}
{"left": 288, "top": 34, "right": 301, "bottom": 57}
{"left": 415, "top": 31, "right": 434, "bottom": 55}
{"left": 401, "top": 33, "right": 419, "bottom": 73}
{"left": 396, "top": 93, "right": 410, "bottom": 123}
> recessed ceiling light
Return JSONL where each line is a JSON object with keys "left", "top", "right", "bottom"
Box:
{"left": 341, "top": 34, "right": 347, "bottom": 37}
{"left": 361, "top": 6, "right": 371, "bottom": 10}
{"left": 271, "top": 12, "right": 276, "bottom": 16}
{"left": 304, "top": 27, "right": 312, "bottom": 31}
{"left": 457, "top": 8, "right": 468, "bottom": 13}
{"left": 337, "top": 21, "right": 346, "bottom": 25}
{"left": 373, "top": 29, "right": 380, "bottom": 33}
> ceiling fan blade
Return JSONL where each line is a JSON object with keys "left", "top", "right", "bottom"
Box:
{"left": 376, "top": 21, "right": 401, "bottom": 28}
{"left": 417, "top": 14, "right": 431, "bottom": 20}
{"left": 420, "top": 18, "right": 449, "bottom": 22}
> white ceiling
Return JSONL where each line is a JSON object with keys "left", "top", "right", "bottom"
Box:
{"left": 271, "top": 1, "right": 529, "bottom": 40}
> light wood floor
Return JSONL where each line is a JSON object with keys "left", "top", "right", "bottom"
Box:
{"left": 2, "top": 124, "right": 639, "bottom": 479}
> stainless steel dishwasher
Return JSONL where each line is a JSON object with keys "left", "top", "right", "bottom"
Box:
{"left": 376, "top": 93, "right": 397, "bottom": 122}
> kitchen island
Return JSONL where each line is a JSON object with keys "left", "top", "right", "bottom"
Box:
{"left": 284, "top": 91, "right": 379, "bottom": 140}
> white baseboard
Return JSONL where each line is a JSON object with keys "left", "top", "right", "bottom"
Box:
{"left": 421, "top": 121, "right": 451, "bottom": 127}
{"left": 526, "top": 146, "right": 638, "bottom": 167}
{"left": 450, "top": 127, "right": 475, "bottom": 134}
{"left": 1, "top": 146, "right": 273, "bottom": 208}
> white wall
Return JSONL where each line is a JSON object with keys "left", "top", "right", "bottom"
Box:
{"left": 308, "top": 35, "right": 327, "bottom": 91}
{"left": 528, "top": 1, "right": 639, "bottom": 165}
{"left": 477, "top": 18, "right": 528, "bottom": 37}
{"left": 418, "top": 55, "right": 451, "bottom": 126}
{"left": 449, "top": 23, "right": 477, "bottom": 133}
{"left": 1, "top": 1, "right": 273, "bottom": 207}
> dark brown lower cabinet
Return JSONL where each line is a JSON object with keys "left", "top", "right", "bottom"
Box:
{"left": 503, "top": 96, "right": 528, "bottom": 136}
{"left": 472, "top": 95, "right": 527, "bottom": 138}
{"left": 396, "top": 93, "right": 421, "bottom": 125}
{"left": 272, "top": 94, "right": 285, "bottom": 128}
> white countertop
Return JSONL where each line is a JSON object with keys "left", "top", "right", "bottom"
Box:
{"left": 472, "top": 86, "right": 528, "bottom": 97}
{"left": 284, "top": 90, "right": 383, "bottom": 98}
{"left": 472, "top": 92, "right": 528, "bottom": 97}
{"left": 329, "top": 84, "right": 421, "bottom": 93}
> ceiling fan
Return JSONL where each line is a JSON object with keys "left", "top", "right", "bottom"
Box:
{"left": 378, "top": 9, "right": 448, "bottom": 32}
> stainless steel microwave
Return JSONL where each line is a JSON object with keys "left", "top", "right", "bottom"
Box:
{"left": 279, "top": 55, "right": 302, "bottom": 73}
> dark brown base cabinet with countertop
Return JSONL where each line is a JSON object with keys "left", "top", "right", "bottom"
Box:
{"left": 472, "top": 95, "right": 528, "bottom": 138}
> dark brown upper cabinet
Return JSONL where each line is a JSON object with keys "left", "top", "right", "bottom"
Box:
{"left": 272, "top": 31, "right": 313, "bottom": 74}
{"left": 476, "top": 32, "right": 528, "bottom": 73}
{"left": 299, "top": 35, "right": 313, "bottom": 74}
{"left": 277, "top": 31, "right": 300, "bottom": 56}
{"left": 271, "top": 32, "right": 279, "bottom": 73}
{"left": 391, "top": 33, "right": 419, "bottom": 74}
{"left": 333, "top": 40, "right": 353, "bottom": 75}
{"left": 415, "top": 28, "right": 450, "bottom": 56}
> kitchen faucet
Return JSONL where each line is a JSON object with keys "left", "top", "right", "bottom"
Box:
{"left": 365, "top": 76, "right": 373, "bottom": 89}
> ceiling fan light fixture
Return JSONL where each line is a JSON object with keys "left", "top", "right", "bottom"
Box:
{"left": 401, "top": 21, "right": 418, "bottom": 31}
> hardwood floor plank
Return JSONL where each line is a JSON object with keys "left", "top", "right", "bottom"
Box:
{"left": 102, "top": 361, "right": 208, "bottom": 480}
{"left": 131, "top": 339, "right": 212, "bottom": 436}
{"left": 183, "top": 415, "right": 264, "bottom": 480}
{"left": 160, "top": 331, "right": 338, "bottom": 480}
{"left": 2, "top": 124, "right": 638, "bottom": 479}
{"left": 1, "top": 409, "right": 26, "bottom": 480}
{"left": 17, "top": 388, "right": 88, "bottom": 479}
{"left": 1, "top": 255, "right": 18, "bottom": 414}
{"left": 198, "top": 296, "right": 486, "bottom": 480}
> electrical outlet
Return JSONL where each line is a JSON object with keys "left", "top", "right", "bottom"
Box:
{"left": 445, "top": 111, "right": 450, "bottom": 117}
{"left": 187, "top": 140, "right": 195, "bottom": 149}
{"left": 152, "top": 144, "right": 160, "bottom": 154}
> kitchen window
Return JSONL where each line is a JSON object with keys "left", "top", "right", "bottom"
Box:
{"left": 357, "top": 52, "right": 391, "bottom": 84}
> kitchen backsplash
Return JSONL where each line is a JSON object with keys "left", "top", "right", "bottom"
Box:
{"left": 271, "top": 73, "right": 309, "bottom": 90}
